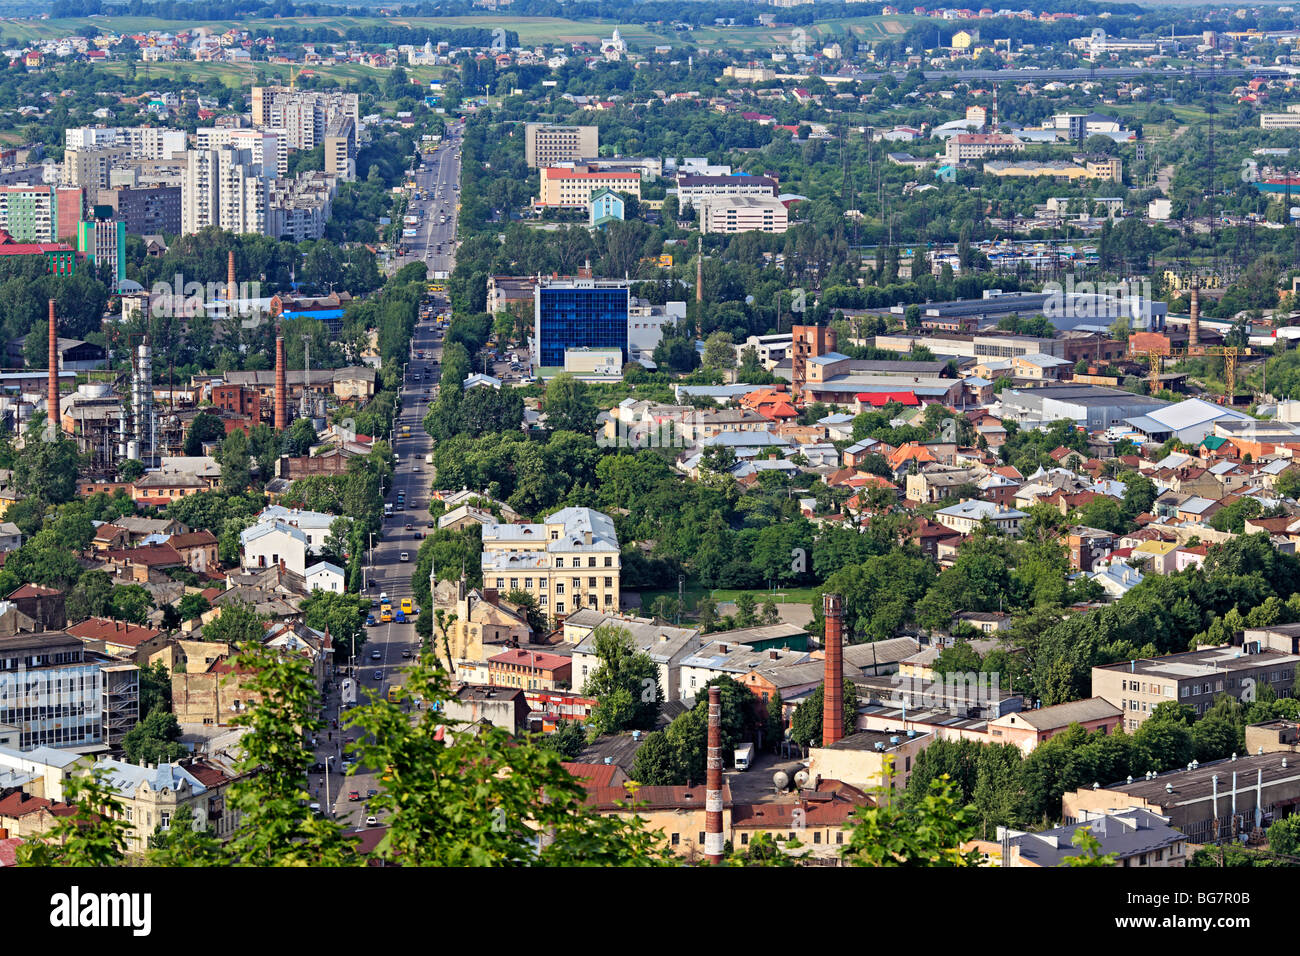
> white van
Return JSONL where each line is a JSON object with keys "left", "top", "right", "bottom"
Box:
{"left": 425, "top": 454, "right": 433, "bottom": 464}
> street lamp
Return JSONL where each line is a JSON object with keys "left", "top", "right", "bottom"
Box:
{"left": 323, "top": 754, "right": 336, "bottom": 820}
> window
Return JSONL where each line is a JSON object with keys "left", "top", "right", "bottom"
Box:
{"left": 556, "top": 603, "right": 565, "bottom": 614}
{"left": 588, "top": 557, "right": 596, "bottom": 568}
{"left": 1181, "top": 686, "right": 1189, "bottom": 698}
{"left": 496, "top": 578, "right": 504, "bottom": 589}
{"left": 698, "top": 831, "right": 704, "bottom": 844}
{"left": 556, "top": 558, "right": 563, "bottom": 568}
{"left": 605, "top": 577, "right": 612, "bottom": 588}
{"left": 813, "top": 831, "right": 822, "bottom": 844}
{"left": 556, "top": 583, "right": 564, "bottom": 595}
{"left": 588, "top": 577, "right": 597, "bottom": 588}
{"left": 605, "top": 557, "right": 612, "bottom": 567}
{"left": 509, "top": 579, "right": 518, "bottom": 590}
{"left": 741, "top": 833, "right": 749, "bottom": 845}
{"left": 160, "top": 811, "right": 171, "bottom": 830}
{"left": 525, "top": 578, "right": 533, "bottom": 589}
{"left": 671, "top": 833, "right": 679, "bottom": 846}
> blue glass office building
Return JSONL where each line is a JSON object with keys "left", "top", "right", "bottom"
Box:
{"left": 534, "top": 280, "right": 630, "bottom": 369}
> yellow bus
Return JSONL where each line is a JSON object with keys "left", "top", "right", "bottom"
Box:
{"left": 387, "top": 685, "right": 401, "bottom": 703}
{"left": 400, "top": 598, "right": 414, "bottom": 616}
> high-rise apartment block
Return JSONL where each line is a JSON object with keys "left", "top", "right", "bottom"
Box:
{"left": 524, "top": 123, "right": 598, "bottom": 168}
{"left": 182, "top": 147, "right": 267, "bottom": 236}
{"left": 250, "top": 86, "right": 361, "bottom": 150}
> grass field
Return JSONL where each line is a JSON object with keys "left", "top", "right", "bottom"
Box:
{"left": 4, "top": 13, "right": 925, "bottom": 51}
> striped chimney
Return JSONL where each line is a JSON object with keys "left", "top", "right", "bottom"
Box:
{"left": 704, "top": 685, "right": 724, "bottom": 864}
{"left": 1189, "top": 281, "right": 1200, "bottom": 348}
{"left": 227, "top": 250, "right": 237, "bottom": 302}
{"left": 274, "top": 334, "right": 287, "bottom": 431}
{"left": 822, "top": 593, "right": 845, "bottom": 746}
{"left": 47, "top": 299, "right": 57, "bottom": 420}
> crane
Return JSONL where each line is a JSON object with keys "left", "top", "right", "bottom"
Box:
{"left": 1127, "top": 343, "right": 1250, "bottom": 399}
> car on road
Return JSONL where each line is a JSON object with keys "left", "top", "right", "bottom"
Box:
{"left": 426, "top": 520, "right": 435, "bottom": 528}
{"left": 310, "top": 803, "right": 322, "bottom": 815}
{"left": 366, "top": 816, "right": 378, "bottom": 827}
{"left": 400, "top": 551, "right": 410, "bottom": 562}
{"left": 405, "top": 522, "right": 412, "bottom": 530}
{"left": 401, "top": 649, "right": 412, "bottom": 659}
{"left": 371, "top": 650, "right": 382, "bottom": 660}
{"left": 373, "top": 670, "right": 383, "bottom": 680}
{"left": 310, "top": 762, "right": 326, "bottom": 773}
{"left": 365, "top": 614, "right": 377, "bottom": 627}
{"left": 348, "top": 790, "right": 361, "bottom": 802}
{"left": 367, "top": 789, "right": 378, "bottom": 798}
{"left": 380, "top": 608, "right": 393, "bottom": 623}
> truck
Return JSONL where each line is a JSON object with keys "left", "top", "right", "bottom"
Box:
{"left": 402, "top": 228, "right": 418, "bottom": 238}
{"left": 734, "top": 742, "right": 755, "bottom": 771}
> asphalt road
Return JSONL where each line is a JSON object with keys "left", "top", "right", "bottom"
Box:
{"left": 396, "top": 119, "right": 464, "bottom": 275}
{"left": 309, "top": 126, "right": 460, "bottom": 829}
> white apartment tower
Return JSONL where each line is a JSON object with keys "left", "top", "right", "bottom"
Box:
{"left": 182, "top": 147, "right": 267, "bottom": 236}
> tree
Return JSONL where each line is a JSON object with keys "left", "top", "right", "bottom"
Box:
{"left": 16, "top": 768, "right": 132, "bottom": 866}
{"left": 345, "top": 654, "right": 672, "bottom": 865}
{"left": 789, "top": 682, "right": 858, "bottom": 748}
{"left": 702, "top": 331, "right": 735, "bottom": 370}
{"left": 1267, "top": 815, "right": 1300, "bottom": 856}
{"left": 185, "top": 411, "right": 226, "bottom": 456}
{"left": 281, "top": 418, "right": 319, "bottom": 456}
{"left": 505, "top": 589, "right": 548, "bottom": 637}
{"left": 841, "top": 772, "right": 981, "bottom": 867}
{"left": 543, "top": 373, "right": 597, "bottom": 435}
{"left": 538, "top": 720, "right": 587, "bottom": 759}
{"left": 1059, "top": 826, "right": 1120, "bottom": 867}
{"left": 219, "top": 428, "right": 252, "bottom": 492}
{"left": 177, "top": 592, "right": 211, "bottom": 622}
{"left": 139, "top": 659, "right": 172, "bottom": 716}
{"left": 204, "top": 601, "right": 268, "bottom": 646}
{"left": 123, "top": 710, "right": 187, "bottom": 765}
{"left": 300, "top": 590, "right": 368, "bottom": 663}
{"left": 145, "top": 803, "right": 225, "bottom": 866}
{"left": 223, "top": 643, "right": 356, "bottom": 866}
{"left": 110, "top": 583, "right": 153, "bottom": 625}
{"left": 13, "top": 414, "right": 82, "bottom": 503}
{"left": 584, "top": 625, "right": 662, "bottom": 735}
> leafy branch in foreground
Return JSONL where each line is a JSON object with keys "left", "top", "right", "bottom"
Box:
{"left": 840, "top": 769, "right": 982, "bottom": 867}
{"left": 346, "top": 653, "right": 674, "bottom": 866}
{"left": 223, "top": 642, "right": 358, "bottom": 866}
{"left": 15, "top": 767, "right": 133, "bottom": 867}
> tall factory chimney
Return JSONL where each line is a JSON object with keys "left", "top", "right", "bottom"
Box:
{"left": 822, "top": 592, "right": 845, "bottom": 747}
{"left": 1188, "top": 279, "right": 1200, "bottom": 348}
{"left": 47, "top": 299, "right": 57, "bottom": 424}
{"left": 704, "top": 685, "right": 724, "bottom": 865}
{"left": 227, "top": 250, "right": 237, "bottom": 302}
{"left": 275, "top": 333, "right": 287, "bottom": 431}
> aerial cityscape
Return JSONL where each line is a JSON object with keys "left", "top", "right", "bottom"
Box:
{"left": 0, "top": 0, "right": 1299, "bottom": 893}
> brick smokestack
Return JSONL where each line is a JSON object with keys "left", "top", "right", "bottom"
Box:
{"left": 47, "top": 299, "right": 57, "bottom": 420}
{"left": 822, "top": 592, "right": 844, "bottom": 747}
{"left": 227, "top": 250, "right": 237, "bottom": 302}
{"left": 1188, "top": 281, "right": 1200, "bottom": 348}
{"left": 274, "top": 334, "right": 287, "bottom": 431}
{"left": 704, "top": 685, "right": 724, "bottom": 864}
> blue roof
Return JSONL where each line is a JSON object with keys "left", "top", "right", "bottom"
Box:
{"left": 283, "top": 309, "right": 345, "bottom": 320}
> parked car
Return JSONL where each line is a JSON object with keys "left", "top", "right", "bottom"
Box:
{"left": 366, "top": 816, "right": 378, "bottom": 826}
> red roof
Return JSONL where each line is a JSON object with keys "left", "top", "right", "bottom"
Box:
{"left": 7, "top": 583, "right": 61, "bottom": 599}
{"left": 65, "top": 616, "right": 163, "bottom": 648}
{"left": 103, "top": 543, "right": 184, "bottom": 567}
{"left": 858, "top": 391, "right": 919, "bottom": 406}
{"left": 487, "top": 649, "right": 571, "bottom": 671}
{"left": 561, "top": 762, "right": 623, "bottom": 789}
